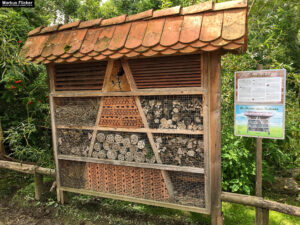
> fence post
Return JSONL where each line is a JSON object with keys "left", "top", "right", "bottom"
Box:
{"left": 255, "top": 64, "right": 269, "bottom": 225}
{"left": 34, "top": 172, "right": 44, "bottom": 201}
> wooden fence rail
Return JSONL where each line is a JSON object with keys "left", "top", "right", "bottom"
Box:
{"left": 0, "top": 160, "right": 55, "bottom": 177}
{"left": 0, "top": 160, "right": 299, "bottom": 218}
{"left": 221, "top": 192, "right": 300, "bottom": 217}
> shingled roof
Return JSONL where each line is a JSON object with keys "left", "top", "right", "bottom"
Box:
{"left": 21, "top": 0, "right": 248, "bottom": 64}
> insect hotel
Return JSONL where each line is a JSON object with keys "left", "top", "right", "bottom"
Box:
{"left": 245, "top": 111, "right": 273, "bottom": 134}
{"left": 21, "top": 0, "right": 248, "bottom": 222}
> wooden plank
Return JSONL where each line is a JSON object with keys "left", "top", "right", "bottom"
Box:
{"left": 135, "top": 79, "right": 201, "bottom": 84}
{"left": 102, "top": 60, "right": 115, "bottom": 93}
{"left": 60, "top": 186, "right": 209, "bottom": 214}
{"left": 121, "top": 60, "right": 137, "bottom": 90}
{"left": 88, "top": 97, "right": 104, "bottom": 157}
{"left": 202, "top": 53, "right": 210, "bottom": 212}
{"left": 201, "top": 54, "right": 207, "bottom": 89}
{"left": 56, "top": 67, "right": 107, "bottom": 74}
{"left": 51, "top": 87, "right": 207, "bottom": 97}
{"left": 209, "top": 53, "right": 223, "bottom": 225}
{"left": 56, "top": 125, "right": 204, "bottom": 135}
{"left": 55, "top": 70, "right": 106, "bottom": 76}
{"left": 55, "top": 86, "right": 102, "bottom": 91}
{"left": 149, "top": 129, "right": 203, "bottom": 135}
{"left": 136, "top": 84, "right": 202, "bottom": 89}
{"left": 55, "top": 76, "right": 104, "bottom": 81}
{"left": 57, "top": 154, "right": 205, "bottom": 174}
{"left": 47, "top": 64, "right": 67, "bottom": 204}
{"left": 55, "top": 80, "right": 104, "bottom": 86}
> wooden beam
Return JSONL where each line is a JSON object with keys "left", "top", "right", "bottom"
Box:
{"left": 56, "top": 125, "right": 204, "bottom": 135}
{"left": 47, "top": 64, "right": 65, "bottom": 203}
{"left": 209, "top": 53, "right": 223, "bottom": 225}
{"left": 121, "top": 59, "right": 137, "bottom": 90}
{"left": 60, "top": 186, "right": 209, "bottom": 215}
{"left": 57, "top": 154, "right": 205, "bottom": 174}
{"left": 202, "top": 53, "right": 210, "bottom": 211}
{"left": 88, "top": 98, "right": 104, "bottom": 157}
{"left": 51, "top": 87, "right": 207, "bottom": 97}
{"left": 102, "top": 60, "right": 115, "bottom": 93}
{"left": 221, "top": 192, "right": 300, "bottom": 217}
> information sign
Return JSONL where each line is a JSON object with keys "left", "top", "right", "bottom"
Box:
{"left": 234, "top": 69, "right": 286, "bottom": 139}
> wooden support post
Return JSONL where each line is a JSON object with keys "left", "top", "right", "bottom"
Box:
{"left": 255, "top": 64, "right": 269, "bottom": 225}
{"left": 209, "top": 53, "right": 223, "bottom": 225}
{"left": 34, "top": 172, "right": 44, "bottom": 201}
{"left": 47, "top": 64, "right": 64, "bottom": 203}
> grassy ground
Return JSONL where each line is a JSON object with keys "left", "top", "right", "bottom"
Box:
{"left": 235, "top": 125, "right": 283, "bottom": 138}
{"left": 0, "top": 169, "right": 299, "bottom": 225}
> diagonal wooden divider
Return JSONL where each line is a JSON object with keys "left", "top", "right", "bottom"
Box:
{"left": 122, "top": 60, "right": 175, "bottom": 198}
{"left": 88, "top": 60, "right": 114, "bottom": 157}
{"left": 87, "top": 59, "right": 175, "bottom": 198}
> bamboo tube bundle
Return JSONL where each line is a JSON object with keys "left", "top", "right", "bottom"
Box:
{"left": 154, "top": 134, "right": 204, "bottom": 167}
{"left": 55, "top": 98, "right": 99, "bottom": 126}
{"left": 91, "top": 132, "right": 156, "bottom": 164}
{"left": 141, "top": 96, "right": 203, "bottom": 131}
{"left": 58, "top": 129, "right": 92, "bottom": 156}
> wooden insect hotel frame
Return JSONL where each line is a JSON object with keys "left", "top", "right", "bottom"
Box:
{"left": 21, "top": 0, "right": 248, "bottom": 222}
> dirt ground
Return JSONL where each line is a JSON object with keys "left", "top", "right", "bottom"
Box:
{"left": 0, "top": 202, "right": 63, "bottom": 225}
{"left": 0, "top": 169, "right": 207, "bottom": 225}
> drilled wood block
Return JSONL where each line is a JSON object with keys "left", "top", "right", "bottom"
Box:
{"left": 85, "top": 163, "right": 169, "bottom": 201}
{"left": 99, "top": 97, "right": 144, "bottom": 128}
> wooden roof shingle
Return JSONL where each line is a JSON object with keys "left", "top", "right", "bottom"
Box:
{"left": 21, "top": 0, "right": 248, "bottom": 64}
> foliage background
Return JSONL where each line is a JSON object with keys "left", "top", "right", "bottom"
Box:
{"left": 0, "top": 0, "right": 299, "bottom": 194}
